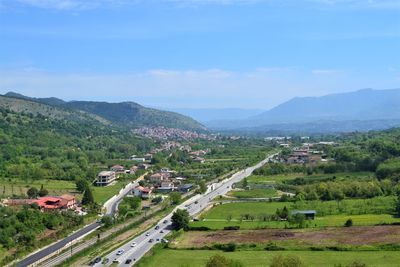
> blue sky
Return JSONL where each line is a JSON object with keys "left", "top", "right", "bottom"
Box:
{"left": 1, "top": 0, "right": 400, "bottom": 109}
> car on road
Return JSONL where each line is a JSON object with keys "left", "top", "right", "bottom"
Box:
{"left": 155, "top": 225, "right": 160, "bottom": 230}
{"left": 102, "top": 258, "right": 109, "bottom": 264}
{"left": 149, "top": 239, "right": 154, "bottom": 243}
{"left": 156, "top": 238, "right": 160, "bottom": 242}
{"left": 163, "top": 220, "right": 168, "bottom": 224}
{"left": 130, "top": 242, "right": 136, "bottom": 247}
{"left": 116, "top": 249, "right": 124, "bottom": 255}
{"left": 112, "top": 259, "right": 120, "bottom": 264}
{"left": 125, "top": 259, "right": 132, "bottom": 264}
{"left": 194, "top": 201, "right": 198, "bottom": 204}
{"left": 160, "top": 230, "right": 164, "bottom": 233}
{"left": 146, "top": 232, "right": 150, "bottom": 236}
{"left": 94, "top": 257, "right": 101, "bottom": 263}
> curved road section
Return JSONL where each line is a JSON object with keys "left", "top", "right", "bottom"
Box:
{"left": 17, "top": 177, "right": 144, "bottom": 267}
{"left": 94, "top": 154, "right": 275, "bottom": 267}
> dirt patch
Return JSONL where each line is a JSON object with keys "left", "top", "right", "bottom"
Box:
{"left": 176, "top": 225, "right": 400, "bottom": 248}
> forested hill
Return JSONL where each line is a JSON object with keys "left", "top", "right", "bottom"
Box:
{"left": 0, "top": 104, "right": 155, "bottom": 181}
{"left": 3, "top": 92, "right": 206, "bottom": 131}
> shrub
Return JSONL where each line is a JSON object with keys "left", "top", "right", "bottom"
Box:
{"left": 223, "top": 226, "right": 240, "bottom": 230}
{"left": 344, "top": 218, "right": 353, "bottom": 227}
{"left": 270, "top": 255, "right": 305, "bottom": 267}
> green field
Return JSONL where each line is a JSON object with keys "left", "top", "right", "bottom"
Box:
{"left": 92, "top": 181, "right": 128, "bottom": 204}
{"left": 0, "top": 178, "right": 77, "bottom": 197}
{"left": 227, "top": 188, "right": 278, "bottom": 199}
{"left": 191, "top": 213, "right": 400, "bottom": 230}
{"left": 0, "top": 178, "right": 128, "bottom": 205}
{"left": 193, "top": 196, "right": 398, "bottom": 229}
{"left": 138, "top": 249, "right": 400, "bottom": 267}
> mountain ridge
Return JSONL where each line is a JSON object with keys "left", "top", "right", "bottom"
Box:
{"left": 3, "top": 92, "right": 206, "bottom": 131}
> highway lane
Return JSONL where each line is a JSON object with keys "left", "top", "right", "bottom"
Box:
{"left": 18, "top": 176, "right": 145, "bottom": 267}
{"left": 16, "top": 222, "right": 101, "bottom": 267}
{"left": 93, "top": 154, "right": 275, "bottom": 267}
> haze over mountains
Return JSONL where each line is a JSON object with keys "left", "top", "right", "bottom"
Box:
{"left": 204, "top": 88, "right": 400, "bottom": 133}
{"left": 3, "top": 88, "right": 400, "bottom": 134}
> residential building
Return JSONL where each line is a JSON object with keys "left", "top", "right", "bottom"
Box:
{"left": 179, "top": 184, "right": 194, "bottom": 193}
{"left": 157, "top": 180, "right": 175, "bottom": 193}
{"left": 96, "top": 171, "right": 116, "bottom": 186}
{"left": 110, "top": 165, "right": 125, "bottom": 173}
{"left": 133, "top": 186, "right": 152, "bottom": 199}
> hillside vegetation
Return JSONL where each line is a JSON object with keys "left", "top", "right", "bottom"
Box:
{"left": 4, "top": 92, "right": 205, "bottom": 131}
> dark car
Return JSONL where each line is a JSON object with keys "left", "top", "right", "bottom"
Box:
{"left": 102, "top": 258, "right": 109, "bottom": 264}
{"left": 94, "top": 257, "right": 101, "bottom": 263}
{"left": 163, "top": 220, "right": 168, "bottom": 224}
{"left": 149, "top": 238, "right": 154, "bottom": 243}
{"left": 125, "top": 259, "right": 132, "bottom": 264}
{"left": 155, "top": 225, "right": 160, "bottom": 230}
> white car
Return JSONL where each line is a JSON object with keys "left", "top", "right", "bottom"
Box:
{"left": 145, "top": 232, "right": 150, "bottom": 236}
{"left": 116, "top": 249, "right": 124, "bottom": 255}
{"left": 130, "top": 242, "right": 137, "bottom": 247}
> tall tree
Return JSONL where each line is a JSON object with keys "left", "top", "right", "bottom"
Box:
{"left": 82, "top": 187, "right": 94, "bottom": 205}
{"left": 171, "top": 209, "right": 190, "bottom": 230}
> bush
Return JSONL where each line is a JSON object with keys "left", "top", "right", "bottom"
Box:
{"left": 264, "top": 242, "right": 285, "bottom": 251}
{"left": 344, "top": 218, "right": 353, "bottom": 227}
{"left": 223, "top": 226, "right": 240, "bottom": 230}
{"left": 212, "top": 242, "right": 237, "bottom": 252}
{"left": 189, "top": 226, "right": 210, "bottom": 231}
{"left": 270, "top": 255, "right": 305, "bottom": 267}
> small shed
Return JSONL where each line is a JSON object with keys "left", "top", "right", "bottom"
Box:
{"left": 291, "top": 210, "right": 316, "bottom": 220}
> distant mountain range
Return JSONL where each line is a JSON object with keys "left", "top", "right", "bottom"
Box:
{"left": 206, "top": 88, "right": 400, "bottom": 134}
{"left": 2, "top": 92, "right": 206, "bottom": 131}
{"left": 164, "top": 108, "right": 266, "bottom": 123}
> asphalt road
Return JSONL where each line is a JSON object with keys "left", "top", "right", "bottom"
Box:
{"left": 93, "top": 154, "right": 274, "bottom": 267}
{"left": 17, "top": 177, "right": 144, "bottom": 267}
{"left": 16, "top": 222, "right": 101, "bottom": 267}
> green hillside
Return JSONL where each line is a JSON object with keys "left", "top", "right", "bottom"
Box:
{"left": 4, "top": 92, "right": 206, "bottom": 131}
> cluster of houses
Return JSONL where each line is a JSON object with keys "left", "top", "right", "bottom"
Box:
{"left": 133, "top": 126, "right": 216, "bottom": 140}
{"left": 96, "top": 163, "right": 151, "bottom": 187}
{"left": 3, "top": 194, "right": 78, "bottom": 213}
{"left": 285, "top": 142, "right": 334, "bottom": 165}
{"left": 131, "top": 168, "right": 194, "bottom": 199}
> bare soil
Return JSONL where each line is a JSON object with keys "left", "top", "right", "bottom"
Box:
{"left": 175, "top": 225, "right": 400, "bottom": 248}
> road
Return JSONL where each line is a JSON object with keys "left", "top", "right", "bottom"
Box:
{"left": 17, "top": 176, "right": 145, "bottom": 267}
{"left": 94, "top": 154, "right": 274, "bottom": 267}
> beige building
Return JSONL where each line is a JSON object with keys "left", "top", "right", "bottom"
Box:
{"left": 96, "top": 171, "right": 116, "bottom": 186}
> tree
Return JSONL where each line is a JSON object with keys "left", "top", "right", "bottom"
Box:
{"left": 242, "top": 178, "right": 248, "bottom": 188}
{"left": 344, "top": 218, "right": 353, "bottom": 227}
{"left": 396, "top": 192, "right": 400, "bottom": 217}
{"left": 288, "top": 213, "right": 306, "bottom": 228}
{"left": 27, "top": 187, "right": 38, "bottom": 198}
{"left": 152, "top": 196, "right": 163, "bottom": 204}
{"left": 198, "top": 180, "right": 207, "bottom": 194}
{"left": 170, "top": 192, "right": 182, "bottom": 205}
{"left": 76, "top": 179, "right": 89, "bottom": 193}
{"left": 82, "top": 187, "right": 94, "bottom": 205}
{"left": 171, "top": 209, "right": 190, "bottom": 230}
{"left": 270, "top": 255, "right": 305, "bottom": 267}
{"left": 206, "top": 255, "right": 230, "bottom": 267}
{"left": 38, "top": 185, "right": 48, "bottom": 197}
{"left": 205, "top": 255, "right": 244, "bottom": 267}
{"left": 101, "top": 215, "right": 114, "bottom": 227}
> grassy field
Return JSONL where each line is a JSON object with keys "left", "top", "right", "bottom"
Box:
{"left": 193, "top": 196, "right": 399, "bottom": 230}
{"left": 191, "top": 214, "right": 400, "bottom": 230}
{"left": 0, "top": 178, "right": 129, "bottom": 205}
{"left": 246, "top": 172, "right": 375, "bottom": 185}
{"left": 227, "top": 188, "right": 279, "bottom": 199}
{"left": 138, "top": 249, "right": 400, "bottom": 267}
{"left": 91, "top": 181, "right": 128, "bottom": 205}
{"left": 0, "top": 178, "right": 77, "bottom": 197}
